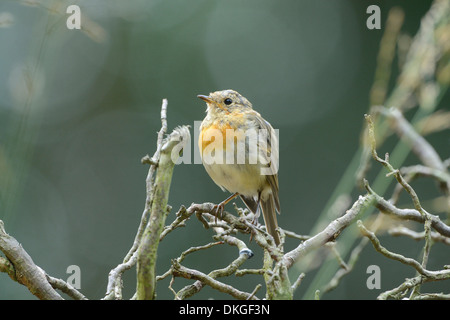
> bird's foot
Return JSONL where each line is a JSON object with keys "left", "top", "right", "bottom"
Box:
{"left": 212, "top": 202, "right": 225, "bottom": 223}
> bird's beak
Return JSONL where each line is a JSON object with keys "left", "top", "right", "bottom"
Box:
{"left": 197, "top": 95, "right": 213, "bottom": 103}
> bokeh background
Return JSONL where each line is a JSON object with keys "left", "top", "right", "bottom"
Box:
{"left": 0, "top": 0, "right": 449, "bottom": 299}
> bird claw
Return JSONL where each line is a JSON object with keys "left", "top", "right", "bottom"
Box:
{"left": 246, "top": 214, "right": 260, "bottom": 244}
{"left": 213, "top": 202, "right": 225, "bottom": 223}
{"left": 248, "top": 229, "right": 255, "bottom": 243}
{"left": 251, "top": 207, "right": 261, "bottom": 226}
{"left": 211, "top": 192, "right": 240, "bottom": 224}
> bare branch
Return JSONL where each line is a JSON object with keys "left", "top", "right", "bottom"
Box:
{"left": 358, "top": 220, "right": 444, "bottom": 277}
{"left": 389, "top": 226, "right": 450, "bottom": 245}
{"left": 173, "top": 246, "right": 255, "bottom": 300}
{"left": 0, "top": 220, "right": 63, "bottom": 300}
{"left": 371, "top": 106, "right": 447, "bottom": 173}
{"left": 283, "top": 194, "right": 375, "bottom": 269}
{"left": 358, "top": 220, "right": 450, "bottom": 300}
{"left": 364, "top": 181, "right": 450, "bottom": 237}
{"left": 172, "top": 260, "right": 258, "bottom": 300}
{"left": 136, "top": 125, "right": 191, "bottom": 300}
{"left": 45, "top": 274, "right": 87, "bottom": 300}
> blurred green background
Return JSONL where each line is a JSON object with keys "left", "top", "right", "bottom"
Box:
{"left": 0, "top": 0, "right": 448, "bottom": 299}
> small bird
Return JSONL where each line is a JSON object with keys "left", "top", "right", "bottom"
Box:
{"left": 197, "top": 89, "right": 281, "bottom": 245}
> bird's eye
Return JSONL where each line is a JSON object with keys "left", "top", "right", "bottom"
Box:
{"left": 224, "top": 98, "right": 232, "bottom": 105}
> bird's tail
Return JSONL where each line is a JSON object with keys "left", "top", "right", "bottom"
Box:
{"left": 260, "top": 195, "right": 280, "bottom": 246}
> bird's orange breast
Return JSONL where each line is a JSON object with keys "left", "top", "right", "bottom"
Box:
{"left": 199, "top": 122, "right": 230, "bottom": 153}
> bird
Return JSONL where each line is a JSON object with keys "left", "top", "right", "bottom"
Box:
{"left": 197, "top": 89, "right": 281, "bottom": 245}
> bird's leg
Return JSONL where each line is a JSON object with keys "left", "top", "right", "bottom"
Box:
{"left": 252, "top": 191, "right": 262, "bottom": 225}
{"left": 249, "top": 191, "right": 262, "bottom": 243}
{"left": 214, "top": 192, "right": 239, "bottom": 222}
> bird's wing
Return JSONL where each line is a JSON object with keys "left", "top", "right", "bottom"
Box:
{"left": 247, "top": 111, "right": 280, "bottom": 213}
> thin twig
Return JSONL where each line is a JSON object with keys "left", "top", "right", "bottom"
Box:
{"left": 105, "top": 99, "right": 172, "bottom": 299}
{"left": 172, "top": 261, "right": 259, "bottom": 300}
{"left": 45, "top": 274, "right": 87, "bottom": 300}
{"left": 389, "top": 226, "right": 450, "bottom": 245}
{"left": 291, "top": 273, "right": 306, "bottom": 293}
{"left": 358, "top": 220, "right": 450, "bottom": 279}
{"left": 364, "top": 181, "right": 450, "bottom": 237}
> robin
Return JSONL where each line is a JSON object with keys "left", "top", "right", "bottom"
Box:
{"left": 197, "top": 89, "right": 281, "bottom": 245}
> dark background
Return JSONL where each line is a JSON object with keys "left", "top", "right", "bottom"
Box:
{"left": 0, "top": 0, "right": 448, "bottom": 299}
